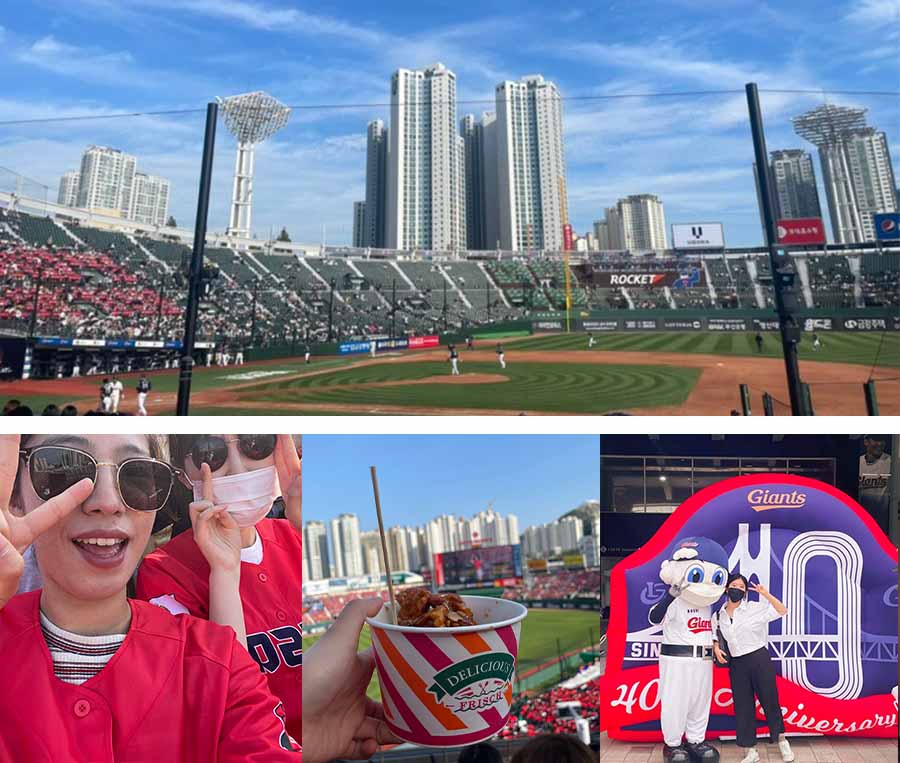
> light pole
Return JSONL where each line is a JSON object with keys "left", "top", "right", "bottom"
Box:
{"left": 218, "top": 91, "right": 291, "bottom": 239}
{"left": 327, "top": 278, "right": 335, "bottom": 342}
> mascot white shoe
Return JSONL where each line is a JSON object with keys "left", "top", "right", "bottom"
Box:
{"left": 649, "top": 537, "right": 728, "bottom": 763}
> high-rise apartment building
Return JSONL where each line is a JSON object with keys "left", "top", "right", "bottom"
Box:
{"left": 387, "top": 63, "right": 466, "bottom": 251}
{"left": 352, "top": 201, "right": 367, "bottom": 247}
{"left": 329, "top": 513, "right": 363, "bottom": 578}
{"left": 364, "top": 120, "right": 388, "bottom": 248}
{"left": 599, "top": 195, "right": 666, "bottom": 252}
{"left": 754, "top": 149, "right": 822, "bottom": 239}
{"left": 303, "top": 520, "right": 330, "bottom": 581}
{"left": 129, "top": 172, "right": 170, "bottom": 227}
{"left": 76, "top": 146, "right": 137, "bottom": 218}
{"left": 57, "top": 171, "right": 80, "bottom": 207}
{"left": 359, "top": 531, "right": 383, "bottom": 576}
{"left": 495, "top": 75, "right": 568, "bottom": 251}
{"left": 794, "top": 104, "right": 897, "bottom": 243}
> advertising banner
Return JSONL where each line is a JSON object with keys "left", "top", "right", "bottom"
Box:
{"left": 527, "top": 559, "right": 549, "bottom": 572}
{"left": 338, "top": 340, "right": 371, "bottom": 355}
{"left": 623, "top": 319, "right": 659, "bottom": 330}
{"left": 707, "top": 318, "right": 747, "bottom": 331}
{"left": 582, "top": 319, "right": 621, "bottom": 332}
{"left": 752, "top": 318, "right": 781, "bottom": 331}
{"left": 408, "top": 335, "right": 439, "bottom": 349}
{"left": 662, "top": 319, "right": 703, "bottom": 330}
{"left": 873, "top": 213, "right": 900, "bottom": 241}
{"left": 803, "top": 317, "right": 834, "bottom": 332}
{"left": 601, "top": 475, "right": 899, "bottom": 740}
{"left": 563, "top": 554, "right": 586, "bottom": 569}
{"left": 595, "top": 271, "right": 705, "bottom": 288}
{"left": 776, "top": 218, "right": 826, "bottom": 246}
{"left": 533, "top": 320, "right": 564, "bottom": 332}
{"left": 840, "top": 317, "right": 890, "bottom": 332}
{"left": 376, "top": 338, "right": 410, "bottom": 351}
{"left": 672, "top": 223, "right": 725, "bottom": 250}
{"left": 563, "top": 223, "right": 574, "bottom": 251}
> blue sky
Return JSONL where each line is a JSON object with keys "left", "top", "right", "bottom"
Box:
{"left": 0, "top": 0, "right": 897, "bottom": 246}
{"left": 303, "top": 434, "right": 598, "bottom": 531}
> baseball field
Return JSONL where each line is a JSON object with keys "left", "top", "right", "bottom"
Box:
{"left": 3, "top": 331, "right": 897, "bottom": 415}
{"left": 302, "top": 607, "right": 600, "bottom": 701}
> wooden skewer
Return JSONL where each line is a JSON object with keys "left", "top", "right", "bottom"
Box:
{"left": 370, "top": 466, "right": 397, "bottom": 625}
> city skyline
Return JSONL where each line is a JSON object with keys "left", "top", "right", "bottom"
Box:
{"left": 1, "top": 2, "right": 897, "bottom": 247}
{"left": 303, "top": 434, "right": 598, "bottom": 533}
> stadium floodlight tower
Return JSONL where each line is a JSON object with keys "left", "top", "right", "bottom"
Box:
{"left": 792, "top": 103, "right": 868, "bottom": 244}
{"left": 218, "top": 91, "right": 291, "bottom": 239}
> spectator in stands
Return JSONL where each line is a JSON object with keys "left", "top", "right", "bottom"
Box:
{"left": 302, "top": 599, "right": 402, "bottom": 762}
{"left": 7, "top": 405, "right": 32, "bottom": 416}
{"left": 511, "top": 734, "right": 594, "bottom": 763}
{"left": 61, "top": 405, "right": 78, "bottom": 416}
{"left": 459, "top": 742, "right": 503, "bottom": 763}
{"left": 2, "top": 399, "right": 22, "bottom": 415}
{"left": 41, "top": 404, "right": 60, "bottom": 416}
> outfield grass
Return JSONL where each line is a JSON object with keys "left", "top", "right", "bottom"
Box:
{"left": 302, "top": 608, "right": 600, "bottom": 701}
{"left": 246, "top": 360, "right": 700, "bottom": 414}
{"left": 513, "top": 331, "right": 900, "bottom": 368}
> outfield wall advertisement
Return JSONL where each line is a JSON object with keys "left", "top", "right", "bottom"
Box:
{"left": 601, "top": 475, "right": 898, "bottom": 740}
{"left": 554, "top": 315, "right": 900, "bottom": 333}
{"left": 433, "top": 544, "right": 523, "bottom": 587}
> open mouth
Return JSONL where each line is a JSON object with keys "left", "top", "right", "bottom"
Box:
{"left": 72, "top": 537, "right": 130, "bottom": 568}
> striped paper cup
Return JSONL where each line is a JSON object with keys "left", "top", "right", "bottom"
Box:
{"left": 367, "top": 595, "right": 528, "bottom": 747}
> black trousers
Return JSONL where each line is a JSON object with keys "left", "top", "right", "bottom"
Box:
{"left": 728, "top": 646, "right": 785, "bottom": 747}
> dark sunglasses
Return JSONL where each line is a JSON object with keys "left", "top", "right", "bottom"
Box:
{"left": 19, "top": 445, "right": 180, "bottom": 513}
{"left": 185, "top": 434, "right": 277, "bottom": 472}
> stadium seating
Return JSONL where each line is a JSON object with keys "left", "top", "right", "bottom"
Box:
{"left": 500, "top": 677, "right": 600, "bottom": 739}
{"left": 806, "top": 254, "right": 856, "bottom": 309}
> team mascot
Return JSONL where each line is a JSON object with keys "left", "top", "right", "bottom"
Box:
{"left": 649, "top": 537, "right": 729, "bottom": 763}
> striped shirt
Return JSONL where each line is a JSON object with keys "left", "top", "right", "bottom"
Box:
{"left": 39, "top": 611, "right": 126, "bottom": 685}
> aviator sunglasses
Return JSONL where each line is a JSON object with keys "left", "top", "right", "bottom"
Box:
{"left": 19, "top": 445, "right": 180, "bottom": 512}
{"left": 185, "top": 434, "right": 278, "bottom": 472}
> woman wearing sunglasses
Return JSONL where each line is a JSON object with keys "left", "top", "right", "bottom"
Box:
{"left": 136, "top": 433, "right": 302, "bottom": 747}
{"left": 0, "top": 434, "right": 300, "bottom": 761}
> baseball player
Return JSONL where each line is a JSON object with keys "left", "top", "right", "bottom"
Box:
{"left": 651, "top": 537, "right": 728, "bottom": 763}
{"left": 812, "top": 332, "right": 821, "bottom": 351}
{"left": 136, "top": 434, "right": 303, "bottom": 745}
{"left": 466, "top": 335, "right": 474, "bottom": 350}
{"left": 304, "top": 344, "right": 311, "bottom": 364}
{"left": 136, "top": 375, "right": 152, "bottom": 416}
{"left": 755, "top": 333, "right": 764, "bottom": 353}
{"left": 100, "top": 377, "right": 113, "bottom": 413}
{"left": 71, "top": 358, "right": 80, "bottom": 377}
{"left": 496, "top": 343, "right": 506, "bottom": 369}
{"left": 588, "top": 332, "right": 596, "bottom": 348}
{"left": 0, "top": 433, "right": 300, "bottom": 760}
{"left": 235, "top": 346, "right": 245, "bottom": 365}
{"left": 370, "top": 339, "right": 377, "bottom": 358}
{"left": 449, "top": 344, "right": 460, "bottom": 375}
{"left": 110, "top": 375, "right": 124, "bottom": 414}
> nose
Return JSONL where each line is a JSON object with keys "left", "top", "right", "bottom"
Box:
{"left": 81, "top": 464, "right": 124, "bottom": 515}
{"left": 225, "top": 438, "right": 249, "bottom": 475}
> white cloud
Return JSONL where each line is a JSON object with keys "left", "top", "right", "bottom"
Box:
{"left": 845, "top": 0, "right": 900, "bottom": 24}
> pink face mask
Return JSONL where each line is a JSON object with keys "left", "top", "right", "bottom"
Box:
{"left": 192, "top": 466, "right": 276, "bottom": 527}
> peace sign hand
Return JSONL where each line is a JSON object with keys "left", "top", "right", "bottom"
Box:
{"left": 0, "top": 435, "right": 93, "bottom": 609}
{"left": 189, "top": 463, "right": 242, "bottom": 574}
{"left": 274, "top": 434, "right": 301, "bottom": 532}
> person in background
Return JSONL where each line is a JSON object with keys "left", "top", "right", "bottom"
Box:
{"left": 41, "top": 404, "right": 60, "bottom": 416}
{"left": 459, "top": 742, "right": 502, "bottom": 763}
{"left": 712, "top": 574, "right": 792, "bottom": 763}
{"left": 510, "top": 734, "right": 594, "bottom": 763}
{"left": 61, "top": 405, "right": 78, "bottom": 416}
{"left": 136, "top": 375, "right": 152, "bottom": 417}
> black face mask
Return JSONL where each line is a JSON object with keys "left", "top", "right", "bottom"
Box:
{"left": 728, "top": 588, "right": 745, "bottom": 603}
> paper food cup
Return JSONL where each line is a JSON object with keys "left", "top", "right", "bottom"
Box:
{"left": 367, "top": 595, "right": 528, "bottom": 747}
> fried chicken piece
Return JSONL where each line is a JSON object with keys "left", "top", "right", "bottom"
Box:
{"left": 395, "top": 587, "right": 477, "bottom": 627}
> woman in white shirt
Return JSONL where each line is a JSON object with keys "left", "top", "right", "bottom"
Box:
{"left": 712, "top": 574, "right": 793, "bottom": 763}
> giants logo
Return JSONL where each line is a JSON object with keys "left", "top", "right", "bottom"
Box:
{"left": 248, "top": 623, "right": 302, "bottom": 674}
{"left": 273, "top": 702, "right": 300, "bottom": 752}
{"left": 686, "top": 616, "right": 711, "bottom": 634}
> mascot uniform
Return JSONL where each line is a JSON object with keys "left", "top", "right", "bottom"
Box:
{"left": 649, "top": 537, "right": 728, "bottom": 763}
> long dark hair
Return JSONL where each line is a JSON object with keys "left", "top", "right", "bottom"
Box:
{"left": 727, "top": 572, "right": 749, "bottom": 590}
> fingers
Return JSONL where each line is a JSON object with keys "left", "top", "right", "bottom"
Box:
{"left": 216, "top": 507, "right": 239, "bottom": 531}
{"left": 319, "top": 598, "right": 382, "bottom": 658}
{"left": 0, "top": 434, "right": 22, "bottom": 516}
{"left": 354, "top": 714, "right": 403, "bottom": 746}
{"left": 15, "top": 477, "right": 93, "bottom": 552}
{"left": 201, "top": 463, "right": 214, "bottom": 504}
{"left": 0, "top": 531, "right": 24, "bottom": 609}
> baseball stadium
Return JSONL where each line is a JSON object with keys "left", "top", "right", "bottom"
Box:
{"left": 302, "top": 567, "right": 602, "bottom": 761}
{"left": 1, "top": 200, "right": 898, "bottom": 416}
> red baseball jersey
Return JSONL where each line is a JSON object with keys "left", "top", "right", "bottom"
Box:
{"left": 136, "top": 517, "right": 302, "bottom": 742}
{"left": 0, "top": 590, "right": 300, "bottom": 761}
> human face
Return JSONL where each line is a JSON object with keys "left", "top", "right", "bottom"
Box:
{"left": 15, "top": 435, "right": 159, "bottom": 601}
{"left": 180, "top": 434, "right": 277, "bottom": 483}
{"left": 865, "top": 437, "right": 885, "bottom": 459}
{"left": 728, "top": 578, "right": 747, "bottom": 595}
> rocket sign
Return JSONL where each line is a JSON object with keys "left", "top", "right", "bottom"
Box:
{"left": 601, "top": 474, "right": 898, "bottom": 740}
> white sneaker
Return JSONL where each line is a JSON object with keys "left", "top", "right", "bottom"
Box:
{"left": 778, "top": 739, "right": 794, "bottom": 762}
{"left": 740, "top": 749, "right": 760, "bottom": 763}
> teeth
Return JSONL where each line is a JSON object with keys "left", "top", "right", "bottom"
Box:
{"left": 75, "top": 538, "right": 124, "bottom": 547}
